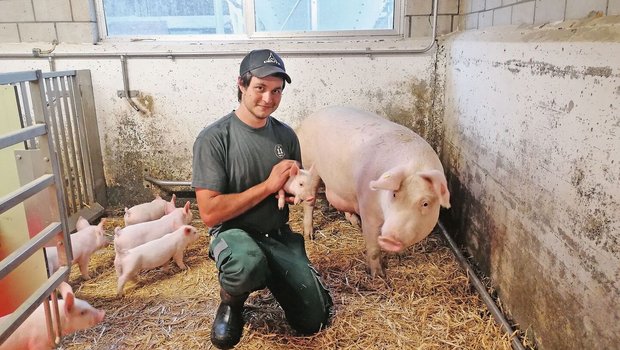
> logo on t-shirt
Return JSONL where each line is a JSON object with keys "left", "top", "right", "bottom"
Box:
{"left": 274, "top": 144, "right": 285, "bottom": 159}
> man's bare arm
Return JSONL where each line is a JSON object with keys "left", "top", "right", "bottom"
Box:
{"left": 196, "top": 159, "right": 297, "bottom": 227}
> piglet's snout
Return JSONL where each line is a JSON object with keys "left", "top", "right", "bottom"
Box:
{"left": 97, "top": 310, "right": 106, "bottom": 323}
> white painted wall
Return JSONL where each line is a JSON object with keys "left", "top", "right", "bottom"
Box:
{"left": 0, "top": 39, "right": 438, "bottom": 204}
{"left": 438, "top": 16, "right": 620, "bottom": 349}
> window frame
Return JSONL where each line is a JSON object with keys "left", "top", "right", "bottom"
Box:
{"left": 94, "top": 0, "right": 404, "bottom": 41}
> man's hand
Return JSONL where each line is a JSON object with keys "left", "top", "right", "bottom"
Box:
{"left": 265, "top": 159, "right": 298, "bottom": 194}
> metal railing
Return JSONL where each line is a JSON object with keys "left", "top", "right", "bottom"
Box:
{"left": 0, "top": 69, "right": 106, "bottom": 346}
{"left": 3, "top": 70, "right": 107, "bottom": 231}
{"left": 0, "top": 69, "right": 73, "bottom": 346}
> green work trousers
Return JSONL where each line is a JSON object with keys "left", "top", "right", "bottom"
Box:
{"left": 208, "top": 225, "right": 332, "bottom": 335}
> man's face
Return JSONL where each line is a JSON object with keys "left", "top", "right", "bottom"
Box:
{"left": 239, "top": 75, "right": 284, "bottom": 119}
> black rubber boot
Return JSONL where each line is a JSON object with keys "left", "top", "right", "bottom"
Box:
{"left": 210, "top": 289, "right": 249, "bottom": 349}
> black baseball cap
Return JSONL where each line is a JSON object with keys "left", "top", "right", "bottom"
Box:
{"left": 239, "top": 49, "right": 291, "bottom": 83}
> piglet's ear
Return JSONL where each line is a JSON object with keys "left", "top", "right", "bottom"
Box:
{"left": 418, "top": 169, "right": 451, "bottom": 208}
{"left": 289, "top": 162, "right": 300, "bottom": 177}
{"left": 76, "top": 216, "right": 89, "bottom": 231}
{"left": 184, "top": 226, "right": 192, "bottom": 235}
{"left": 184, "top": 201, "right": 191, "bottom": 212}
{"left": 370, "top": 167, "right": 406, "bottom": 191}
{"left": 64, "top": 292, "right": 75, "bottom": 313}
{"left": 57, "top": 281, "right": 73, "bottom": 300}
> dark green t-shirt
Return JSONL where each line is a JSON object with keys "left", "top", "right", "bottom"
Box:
{"left": 192, "top": 111, "right": 301, "bottom": 236}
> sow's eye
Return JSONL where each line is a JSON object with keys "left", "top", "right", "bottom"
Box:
{"left": 419, "top": 198, "right": 431, "bottom": 208}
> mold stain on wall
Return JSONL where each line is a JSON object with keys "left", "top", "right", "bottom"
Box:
{"left": 104, "top": 107, "right": 186, "bottom": 206}
{"left": 440, "top": 130, "right": 619, "bottom": 349}
{"left": 381, "top": 77, "right": 442, "bottom": 150}
{"left": 497, "top": 59, "right": 616, "bottom": 80}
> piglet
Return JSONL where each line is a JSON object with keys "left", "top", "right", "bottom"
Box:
{"left": 278, "top": 163, "right": 317, "bottom": 210}
{"left": 0, "top": 282, "right": 105, "bottom": 350}
{"left": 115, "top": 225, "right": 199, "bottom": 296}
{"left": 114, "top": 201, "right": 192, "bottom": 252}
{"left": 124, "top": 194, "right": 177, "bottom": 226}
{"left": 44, "top": 216, "right": 109, "bottom": 280}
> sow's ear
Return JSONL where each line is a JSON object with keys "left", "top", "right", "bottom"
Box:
{"left": 369, "top": 166, "right": 406, "bottom": 191}
{"left": 418, "top": 169, "right": 451, "bottom": 209}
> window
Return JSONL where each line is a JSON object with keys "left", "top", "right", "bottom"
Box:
{"left": 99, "top": 0, "right": 399, "bottom": 39}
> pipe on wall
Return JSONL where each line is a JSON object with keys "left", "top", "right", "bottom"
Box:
{"left": 119, "top": 55, "right": 143, "bottom": 113}
{"left": 437, "top": 221, "right": 527, "bottom": 350}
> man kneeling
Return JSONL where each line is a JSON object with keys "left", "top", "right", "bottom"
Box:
{"left": 192, "top": 49, "right": 332, "bottom": 349}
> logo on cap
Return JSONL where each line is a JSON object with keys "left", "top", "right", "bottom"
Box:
{"left": 264, "top": 52, "right": 280, "bottom": 66}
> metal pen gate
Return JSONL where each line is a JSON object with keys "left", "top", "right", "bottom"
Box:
{"left": 0, "top": 69, "right": 107, "bottom": 345}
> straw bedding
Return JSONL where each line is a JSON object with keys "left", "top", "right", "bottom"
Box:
{"left": 57, "top": 196, "right": 519, "bottom": 349}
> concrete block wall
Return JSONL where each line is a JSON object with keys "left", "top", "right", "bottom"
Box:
{"left": 0, "top": 0, "right": 98, "bottom": 43}
{"left": 405, "top": 0, "right": 460, "bottom": 37}
{"left": 456, "top": 0, "right": 620, "bottom": 30}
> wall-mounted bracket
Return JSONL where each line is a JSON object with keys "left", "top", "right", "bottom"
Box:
{"left": 116, "top": 90, "right": 140, "bottom": 98}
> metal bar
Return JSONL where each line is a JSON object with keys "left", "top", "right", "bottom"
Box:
{"left": 428, "top": 0, "right": 439, "bottom": 51}
{"left": 0, "top": 267, "right": 70, "bottom": 345}
{"left": 0, "top": 124, "right": 46, "bottom": 150}
{"left": 119, "top": 55, "right": 142, "bottom": 112}
{"left": 59, "top": 76, "right": 82, "bottom": 211}
{"left": 48, "top": 56, "right": 56, "bottom": 72}
{"left": 437, "top": 221, "right": 526, "bottom": 350}
{"left": 0, "top": 222, "right": 63, "bottom": 280}
{"left": 0, "top": 71, "right": 39, "bottom": 84}
{"left": 144, "top": 175, "right": 191, "bottom": 187}
{"left": 70, "top": 73, "right": 95, "bottom": 205}
{"left": 42, "top": 70, "right": 77, "bottom": 79}
{"left": 18, "top": 82, "right": 37, "bottom": 148}
{"left": 0, "top": 44, "right": 440, "bottom": 60}
{"left": 66, "top": 75, "right": 86, "bottom": 209}
{"left": 0, "top": 174, "right": 55, "bottom": 215}
{"left": 42, "top": 295, "right": 54, "bottom": 347}
{"left": 50, "top": 288, "right": 61, "bottom": 346}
